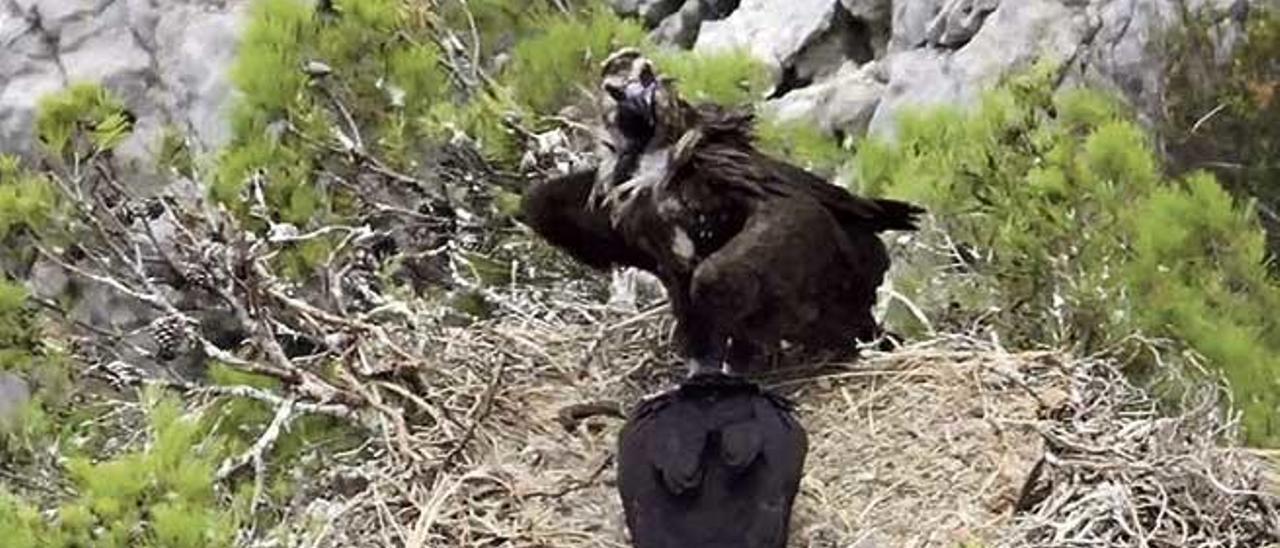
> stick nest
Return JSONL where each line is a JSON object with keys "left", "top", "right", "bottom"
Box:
{"left": 276, "top": 275, "right": 1279, "bottom": 547}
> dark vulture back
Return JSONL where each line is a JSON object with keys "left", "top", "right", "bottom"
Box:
{"left": 616, "top": 375, "right": 808, "bottom": 548}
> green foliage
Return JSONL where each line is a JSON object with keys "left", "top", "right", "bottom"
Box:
{"left": 502, "top": 5, "right": 646, "bottom": 114}
{"left": 423, "top": 86, "right": 526, "bottom": 163}
{"left": 155, "top": 128, "right": 197, "bottom": 179}
{"left": 218, "top": 0, "right": 460, "bottom": 279}
{"left": 0, "top": 278, "right": 38, "bottom": 370}
{"left": 1, "top": 390, "right": 239, "bottom": 548}
{"left": 0, "top": 491, "right": 43, "bottom": 548}
{"left": 0, "top": 157, "right": 56, "bottom": 248}
{"left": 438, "top": 0, "right": 557, "bottom": 61}
{"left": 1163, "top": 6, "right": 1280, "bottom": 259}
{"left": 649, "top": 48, "right": 771, "bottom": 105}
{"left": 69, "top": 390, "right": 237, "bottom": 548}
{"left": 756, "top": 117, "right": 847, "bottom": 174}
{"left": 228, "top": 0, "right": 314, "bottom": 123}
{"left": 857, "top": 63, "right": 1280, "bottom": 444}
{"left": 35, "top": 83, "right": 134, "bottom": 161}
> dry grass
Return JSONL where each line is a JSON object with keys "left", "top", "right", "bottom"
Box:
{"left": 266, "top": 267, "right": 1277, "bottom": 548}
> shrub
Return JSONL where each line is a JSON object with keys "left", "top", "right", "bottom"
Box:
{"left": 856, "top": 63, "right": 1280, "bottom": 444}
{"left": 649, "top": 48, "right": 771, "bottom": 106}
{"left": 35, "top": 83, "right": 134, "bottom": 161}
{"left": 502, "top": 5, "right": 647, "bottom": 114}
{"left": 1, "top": 390, "right": 240, "bottom": 548}
{"left": 0, "top": 156, "right": 56, "bottom": 244}
{"left": 1162, "top": 6, "right": 1280, "bottom": 259}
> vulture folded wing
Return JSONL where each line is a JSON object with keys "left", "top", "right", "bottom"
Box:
{"left": 650, "top": 401, "right": 710, "bottom": 495}
{"left": 720, "top": 419, "right": 764, "bottom": 471}
{"left": 617, "top": 376, "right": 809, "bottom": 548}
{"left": 756, "top": 154, "right": 925, "bottom": 233}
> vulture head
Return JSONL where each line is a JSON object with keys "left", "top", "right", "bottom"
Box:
{"left": 598, "top": 48, "right": 699, "bottom": 152}
{"left": 592, "top": 48, "right": 699, "bottom": 217}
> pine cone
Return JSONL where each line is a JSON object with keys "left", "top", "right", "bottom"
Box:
{"left": 115, "top": 198, "right": 165, "bottom": 225}
{"left": 178, "top": 261, "right": 214, "bottom": 289}
{"left": 340, "top": 260, "right": 383, "bottom": 312}
{"left": 150, "top": 314, "right": 194, "bottom": 361}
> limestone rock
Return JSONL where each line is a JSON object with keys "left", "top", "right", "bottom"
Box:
{"left": 890, "top": 0, "right": 946, "bottom": 52}
{"left": 841, "top": 0, "right": 891, "bottom": 22}
{"left": 650, "top": 0, "right": 705, "bottom": 47}
{"left": 0, "top": 0, "right": 249, "bottom": 161}
{"left": 639, "top": 0, "right": 684, "bottom": 26}
{"left": 611, "top": 0, "right": 644, "bottom": 16}
{"left": 869, "top": 0, "right": 1090, "bottom": 138}
{"left": 611, "top": 0, "right": 686, "bottom": 25}
{"left": 0, "top": 372, "right": 30, "bottom": 427}
{"left": 763, "top": 60, "right": 885, "bottom": 136}
{"left": 925, "top": 0, "right": 1000, "bottom": 48}
{"left": 694, "top": 0, "right": 842, "bottom": 80}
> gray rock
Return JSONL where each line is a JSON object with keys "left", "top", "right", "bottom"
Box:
{"left": 0, "top": 372, "right": 31, "bottom": 427}
{"left": 610, "top": 0, "right": 687, "bottom": 25}
{"left": 1062, "top": 0, "right": 1249, "bottom": 128}
{"left": 611, "top": 0, "right": 644, "bottom": 16}
{"left": 0, "top": 0, "right": 249, "bottom": 161}
{"left": 790, "top": 4, "right": 880, "bottom": 85}
{"left": 649, "top": 0, "right": 740, "bottom": 46}
{"left": 764, "top": 60, "right": 884, "bottom": 136}
{"left": 869, "top": 0, "right": 1089, "bottom": 138}
{"left": 153, "top": 2, "right": 247, "bottom": 150}
{"left": 841, "top": 0, "right": 891, "bottom": 22}
{"left": 639, "top": 0, "right": 685, "bottom": 26}
{"left": 695, "top": 0, "right": 841, "bottom": 81}
{"left": 650, "top": 0, "right": 706, "bottom": 47}
{"left": 841, "top": 0, "right": 892, "bottom": 58}
{"left": 925, "top": 0, "right": 1000, "bottom": 48}
{"left": 890, "top": 0, "right": 945, "bottom": 52}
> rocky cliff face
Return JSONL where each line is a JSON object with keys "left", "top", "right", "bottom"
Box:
{"left": 656, "top": 0, "right": 1251, "bottom": 139}
{"left": 0, "top": 0, "right": 247, "bottom": 163}
{"left": 0, "top": 0, "right": 1258, "bottom": 162}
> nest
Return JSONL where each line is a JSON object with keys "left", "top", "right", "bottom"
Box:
{"left": 271, "top": 271, "right": 1277, "bottom": 548}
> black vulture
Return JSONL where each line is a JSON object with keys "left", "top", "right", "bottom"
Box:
{"left": 519, "top": 49, "right": 924, "bottom": 375}
{"left": 616, "top": 373, "right": 808, "bottom": 548}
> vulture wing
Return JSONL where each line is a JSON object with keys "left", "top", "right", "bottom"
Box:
{"left": 756, "top": 154, "right": 925, "bottom": 233}
{"left": 679, "top": 104, "right": 925, "bottom": 235}
{"left": 517, "top": 169, "right": 657, "bottom": 272}
{"left": 617, "top": 375, "right": 808, "bottom": 548}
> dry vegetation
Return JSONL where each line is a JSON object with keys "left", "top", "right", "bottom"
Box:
{"left": 257, "top": 274, "right": 1279, "bottom": 547}
{"left": 3, "top": 3, "right": 1279, "bottom": 546}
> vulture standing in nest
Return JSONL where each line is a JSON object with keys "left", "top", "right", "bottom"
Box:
{"left": 520, "top": 49, "right": 924, "bottom": 376}
{"left": 616, "top": 373, "right": 808, "bottom": 548}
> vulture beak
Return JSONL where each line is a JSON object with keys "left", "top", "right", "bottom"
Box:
{"left": 602, "top": 49, "right": 660, "bottom": 146}
{"left": 606, "top": 76, "right": 658, "bottom": 146}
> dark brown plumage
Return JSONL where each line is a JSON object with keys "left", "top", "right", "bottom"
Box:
{"left": 616, "top": 374, "right": 807, "bottom": 548}
{"left": 520, "top": 49, "right": 924, "bottom": 374}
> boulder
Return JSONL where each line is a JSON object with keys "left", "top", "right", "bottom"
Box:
{"left": 869, "top": 0, "right": 1090, "bottom": 138}
{"left": 0, "top": 0, "right": 249, "bottom": 161}
{"left": 650, "top": 0, "right": 706, "bottom": 47}
{"left": 890, "top": 0, "right": 946, "bottom": 52}
{"left": 694, "top": 0, "right": 842, "bottom": 81}
{"left": 925, "top": 0, "right": 1001, "bottom": 48}
{"left": 841, "top": 0, "right": 891, "bottom": 22}
{"left": 763, "top": 60, "right": 885, "bottom": 136}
